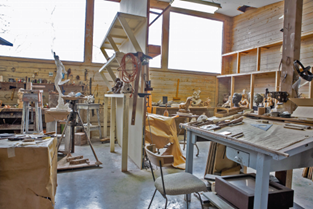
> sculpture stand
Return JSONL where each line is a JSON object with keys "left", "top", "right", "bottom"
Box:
{"left": 56, "top": 97, "right": 102, "bottom": 171}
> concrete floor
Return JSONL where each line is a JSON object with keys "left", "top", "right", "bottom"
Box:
{"left": 55, "top": 140, "right": 313, "bottom": 209}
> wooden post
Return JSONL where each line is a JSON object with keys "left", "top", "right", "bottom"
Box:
{"left": 250, "top": 74, "right": 255, "bottom": 109}
{"left": 215, "top": 77, "right": 219, "bottom": 107}
{"left": 230, "top": 76, "right": 235, "bottom": 107}
{"left": 110, "top": 98, "right": 116, "bottom": 152}
{"left": 121, "top": 95, "right": 129, "bottom": 172}
{"left": 103, "top": 97, "right": 109, "bottom": 137}
{"left": 161, "top": 7, "right": 170, "bottom": 70}
{"left": 84, "top": 0, "right": 94, "bottom": 64}
{"left": 281, "top": 0, "right": 303, "bottom": 114}
{"left": 309, "top": 68, "right": 313, "bottom": 99}
{"left": 236, "top": 53, "right": 241, "bottom": 74}
{"left": 256, "top": 47, "right": 261, "bottom": 71}
{"left": 276, "top": 0, "right": 303, "bottom": 189}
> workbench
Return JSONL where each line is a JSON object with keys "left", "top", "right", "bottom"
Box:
{"left": 181, "top": 117, "right": 313, "bottom": 209}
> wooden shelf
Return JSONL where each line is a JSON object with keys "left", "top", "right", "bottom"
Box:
{"left": 100, "top": 12, "right": 146, "bottom": 52}
{"left": 217, "top": 70, "right": 278, "bottom": 78}
{"left": 222, "top": 31, "right": 313, "bottom": 57}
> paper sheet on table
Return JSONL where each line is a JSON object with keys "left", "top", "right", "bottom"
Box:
{"left": 145, "top": 114, "right": 186, "bottom": 169}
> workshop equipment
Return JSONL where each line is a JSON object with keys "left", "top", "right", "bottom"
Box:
{"left": 173, "top": 79, "right": 181, "bottom": 101}
{"left": 21, "top": 90, "right": 43, "bottom": 134}
{"left": 265, "top": 88, "right": 289, "bottom": 103}
{"left": 293, "top": 60, "right": 313, "bottom": 81}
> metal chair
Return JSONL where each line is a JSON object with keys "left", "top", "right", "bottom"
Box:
{"left": 145, "top": 145, "right": 206, "bottom": 209}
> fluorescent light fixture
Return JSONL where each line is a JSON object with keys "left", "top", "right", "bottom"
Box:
{"left": 170, "top": 0, "right": 221, "bottom": 14}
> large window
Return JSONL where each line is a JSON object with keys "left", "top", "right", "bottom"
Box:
{"left": 92, "top": 0, "right": 120, "bottom": 63}
{"left": 168, "top": 12, "right": 223, "bottom": 73}
{"left": 148, "top": 9, "right": 162, "bottom": 68}
{"left": 0, "top": 0, "right": 86, "bottom": 61}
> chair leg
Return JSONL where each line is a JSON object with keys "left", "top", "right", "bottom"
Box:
{"left": 195, "top": 192, "right": 204, "bottom": 209}
{"left": 195, "top": 143, "right": 200, "bottom": 157}
{"left": 148, "top": 189, "right": 157, "bottom": 209}
{"left": 164, "top": 195, "right": 168, "bottom": 209}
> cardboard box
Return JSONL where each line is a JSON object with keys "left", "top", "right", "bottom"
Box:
{"left": 0, "top": 138, "right": 57, "bottom": 209}
{"left": 75, "top": 132, "right": 87, "bottom": 145}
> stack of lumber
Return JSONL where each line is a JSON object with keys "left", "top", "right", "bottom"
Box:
{"left": 205, "top": 142, "right": 218, "bottom": 175}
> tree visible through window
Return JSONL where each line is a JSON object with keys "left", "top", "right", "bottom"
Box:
{"left": 0, "top": 0, "right": 86, "bottom": 62}
{"left": 168, "top": 12, "right": 223, "bottom": 73}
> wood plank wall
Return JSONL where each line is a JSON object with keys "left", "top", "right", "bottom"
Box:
{"left": 0, "top": 57, "right": 109, "bottom": 105}
{"left": 222, "top": 0, "right": 313, "bottom": 98}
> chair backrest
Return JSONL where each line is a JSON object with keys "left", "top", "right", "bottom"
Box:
{"left": 145, "top": 145, "right": 174, "bottom": 168}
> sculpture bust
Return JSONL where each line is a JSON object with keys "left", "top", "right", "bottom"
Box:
{"left": 232, "top": 93, "right": 242, "bottom": 108}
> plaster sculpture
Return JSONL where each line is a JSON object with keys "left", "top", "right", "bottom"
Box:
{"left": 122, "top": 83, "right": 133, "bottom": 94}
{"left": 223, "top": 93, "right": 230, "bottom": 103}
{"left": 264, "top": 95, "right": 274, "bottom": 107}
{"left": 50, "top": 52, "right": 70, "bottom": 112}
{"left": 112, "top": 78, "right": 123, "bottom": 94}
{"left": 254, "top": 93, "right": 264, "bottom": 107}
{"left": 232, "top": 93, "right": 242, "bottom": 108}
{"left": 197, "top": 113, "right": 208, "bottom": 122}
{"left": 222, "top": 95, "right": 231, "bottom": 108}
{"left": 239, "top": 89, "right": 249, "bottom": 108}
{"left": 178, "top": 97, "right": 193, "bottom": 113}
{"left": 204, "top": 97, "right": 211, "bottom": 107}
{"left": 191, "top": 90, "right": 203, "bottom": 106}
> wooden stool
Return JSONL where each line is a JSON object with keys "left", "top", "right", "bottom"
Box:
{"left": 77, "top": 103, "right": 102, "bottom": 140}
{"left": 21, "top": 90, "right": 43, "bottom": 134}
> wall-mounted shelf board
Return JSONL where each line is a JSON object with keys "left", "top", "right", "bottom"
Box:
{"left": 217, "top": 70, "right": 278, "bottom": 78}
{"left": 222, "top": 31, "right": 313, "bottom": 57}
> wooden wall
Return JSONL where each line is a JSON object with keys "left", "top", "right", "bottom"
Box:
{"left": 0, "top": 57, "right": 108, "bottom": 106}
{"left": 221, "top": 0, "right": 313, "bottom": 98}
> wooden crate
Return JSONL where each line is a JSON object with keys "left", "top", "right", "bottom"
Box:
{"left": 75, "top": 132, "right": 87, "bottom": 146}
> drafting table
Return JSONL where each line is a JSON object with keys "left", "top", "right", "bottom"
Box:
{"left": 181, "top": 117, "right": 313, "bottom": 209}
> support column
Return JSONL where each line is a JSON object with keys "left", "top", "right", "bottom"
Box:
{"left": 161, "top": 7, "right": 170, "bottom": 70}
{"left": 281, "top": 0, "right": 303, "bottom": 113}
{"left": 84, "top": 0, "right": 94, "bottom": 63}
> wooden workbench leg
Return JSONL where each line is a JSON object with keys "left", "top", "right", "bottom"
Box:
{"left": 185, "top": 131, "right": 195, "bottom": 202}
{"left": 87, "top": 108, "right": 90, "bottom": 139}
{"left": 96, "top": 108, "right": 102, "bottom": 139}
{"left": 104, "top": 97, "right": 108, "bottom": 137}
{"left": 121, "top": 95, "right": 129, "bottom": 172}
{"left": 35, "top": 102, "right": 40, "bottom": 133}
{"left": 254, "top": 153, "right": 271, "bottom": 209}
{"left": 110, "top": 98, "right": 116, "bottom": 152}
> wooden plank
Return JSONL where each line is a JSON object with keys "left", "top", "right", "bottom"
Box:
{"left": 106, "top": 66, "right": 117, "bottom": 82}
{"left": 103, "top": 97, "right": 109, "bottom": 137}
{"left": 121, "top": 95, "right": 129, "bottom": 172}
{"left": 118, "top": 16, "right": 143, "bottom": 52}
{"left": 256, "top": 47, "right": 261, "bottom": 71}
{"left": 107, "top": 35, "right": 120, "bottom": 52}
{"left": 230, "top": 76, "right": 235, "bottom": 107}
{"left": 110, "top": 97, "right": 116, "bottom": 152}
{"left": 84, "top": 0, "right": 94, "bottom": 64}
{"left": 99, "top": 71, "right": 112, "bottom": 89}
{"left": 236, "top": 52, "right": 241, "bottom": 74}
{"left": 250, "top": 74, "right": 255, "bottom": 109}
{"left": 161, "top": 8, "right": 170, "bottom": 69}
{"left": 281, "top": 0, "right": 303, "bottom": 114}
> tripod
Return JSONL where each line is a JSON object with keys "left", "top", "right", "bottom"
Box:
{"left": 56, "top": 97, "right": 102, "bottom": 166}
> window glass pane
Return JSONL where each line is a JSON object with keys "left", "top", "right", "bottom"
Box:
{"left": 168, "top": 12, "right": 223, "bottom": 73}
{"left": 0, "top": 0, "right": 86, "bottom": 61}
{"left": 92, "top": 0, "right": 119, "bottom": 63}
{"left": 149, "top": 9, "right": 162, "bottom": 68}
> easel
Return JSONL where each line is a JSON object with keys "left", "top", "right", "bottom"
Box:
{"left": 56, "top": 97, "right": 102, "bottom": 170}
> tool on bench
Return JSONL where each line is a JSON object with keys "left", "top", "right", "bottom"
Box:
{"left": 231, "top": 132, "right": 244, "bottom": 138}
{"left": 284, "top": 123, "right": 311, "bottom": 131}
{"left": 251, "top": 123, "right": 273, "bottom": 131}
{"left": 265, "top": 88, "right": 289, "bottom": 103}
